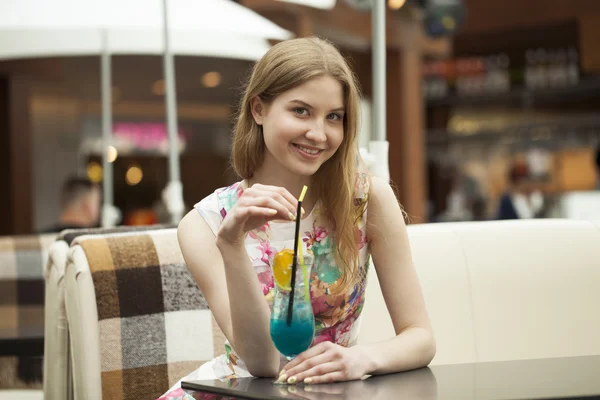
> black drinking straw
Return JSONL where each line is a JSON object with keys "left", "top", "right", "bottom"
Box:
{"left": 286, "top": 186, "right": 307, "bottom": 326}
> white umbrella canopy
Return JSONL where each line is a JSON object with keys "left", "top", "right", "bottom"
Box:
{"left": 0, "top": 0, "right": 292, "bottom": 61}
{"left": 0, "top": 0, "right": 293, "bottom": 226}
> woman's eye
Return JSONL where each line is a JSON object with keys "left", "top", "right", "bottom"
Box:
{"left": 294, "top": 107, "right": 308, "bottom": 116}
{"left": 327, "top": 113, "right": 342, "bottom": 121}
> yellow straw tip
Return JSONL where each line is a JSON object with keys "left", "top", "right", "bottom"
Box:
{"left": 299, "top": 185, "right": 308, "bottom": 202}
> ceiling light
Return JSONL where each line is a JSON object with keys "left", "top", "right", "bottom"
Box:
{"left": 126, "top": 165, "right": 143, "bottom": 186}
{"left": 202, "top": 72, "right": 222, "bottom": 88}
{"left": 87, "top": 162, "right": 103, "bottom": 183}
{"left": 388, "top": 0, "right": 406, "bottom": 10}
{"left": 107, "top": 145, "right": 118, "bottom": 163}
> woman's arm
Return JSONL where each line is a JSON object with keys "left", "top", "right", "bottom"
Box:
{"left": 178, "top": 185, "right": 299, "bottom": 377}
{"left": 178, "top": 212, "right": 279, "bottom": 377}
{"left": 281, "top": 176, "right": 435, "bottom": 384}
{"left": 359, "top": 176, "right": 436, "bottom": 374}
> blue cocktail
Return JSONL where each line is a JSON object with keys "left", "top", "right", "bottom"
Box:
{"left": 270, "top": 250, "right": 314, "bottom": 359}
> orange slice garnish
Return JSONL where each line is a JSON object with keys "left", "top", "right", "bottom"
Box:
{"left": 272, "top": 248, "right": 294, "bottom": 291}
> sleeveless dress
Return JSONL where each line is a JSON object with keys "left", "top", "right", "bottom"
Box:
{"left": 159, "top": 173, "right": 371, "bottom": 399}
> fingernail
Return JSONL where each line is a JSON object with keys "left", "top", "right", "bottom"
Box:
{"left": 288, "top": 212, "right": 296, "bottom": 221}
{"left": 301, "top": 207, "right": 305, "bottom": 215}
{"left": 304, "top": 377, "right": 313, "bottom": 384}
{"left": 277, "top": 373, "right": 287, "bottom": 383}
{"left": 287, "top": 376, "right": 297, "bottom": 384}
{"left": 279, "top": 369, "right": 287, "bottom": 377}
{"left": 268, "top": 209, "right": 277, "bottom": 215}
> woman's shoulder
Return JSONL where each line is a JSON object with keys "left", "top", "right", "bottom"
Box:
{"left": 195, "top": 181, "right": 242, "bottom": 210}
{"left": 363, "top": 174, "right": 399, "bottom": 212}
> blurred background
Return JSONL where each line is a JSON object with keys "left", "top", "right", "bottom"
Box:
{"left": 2, "top": 0, "right": 600, "bottom": 235}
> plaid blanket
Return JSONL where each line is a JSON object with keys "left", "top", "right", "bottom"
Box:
{"left": 43, "top": 224, "right": 177, "bottom": 398}
{"left": 77, "top": 229, "right": 226, "bottom": 399}
{"left": 0, "top": 233, "right": 55, "bottom": 388}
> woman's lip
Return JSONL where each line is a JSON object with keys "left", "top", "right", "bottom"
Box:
{"left": 292, "top": 144, "right": 322, "bottom": 159}
{"left": 293, "top": 143, "right": 324, "bottom": 151}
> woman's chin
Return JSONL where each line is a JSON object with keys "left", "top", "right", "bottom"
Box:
{"left": 291, "top": 164, "right": 322, "bottom": 177}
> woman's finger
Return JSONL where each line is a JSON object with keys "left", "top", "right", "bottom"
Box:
{"left": 303, "top": 371, "right": 346, "bottom": 385}
{"left": 235, "top": 205, "right": 278, "bottom": 220}
{"left": 250, "top": 184, "right": 299, "bottom": 211}
{"left": 282, "top": 352, "right": 333, "bottom": 380}
{"left": 283, "top": 341, "right": 332, "bottom": 372}
{"left": 286, "top": 361, "right": 339, "bottom": 385}
{"left": 251, "top": 188, "right": 298, "bottom": 216}
{"left": 242, "top": 197, "right": 294, "bottom": 221}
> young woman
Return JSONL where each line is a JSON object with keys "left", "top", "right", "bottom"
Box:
{"left": 161, "top": 37, "right": 435, "bottom": 398}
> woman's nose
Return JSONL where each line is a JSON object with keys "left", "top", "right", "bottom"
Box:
{"left": 305, "top": 121, "right": 326, "bottom": 143}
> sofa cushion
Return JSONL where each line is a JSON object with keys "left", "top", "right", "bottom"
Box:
{"left": 451, "top": 219, "right": 600, "bottom": 362}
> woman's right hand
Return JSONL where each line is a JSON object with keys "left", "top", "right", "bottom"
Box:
{"left": 217, "top": 184, "right": 299, "bottom": 246}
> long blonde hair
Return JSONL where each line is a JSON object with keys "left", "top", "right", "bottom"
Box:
{"left": 232, "top": 37, "right": 365, "bottom": 291}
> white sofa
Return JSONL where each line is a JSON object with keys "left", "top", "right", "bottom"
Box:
{"left": 359, "top": 219, "right": 600, "bottom": 365}
{"left": 56, "top": 219, "right": 600, "bottom": 398}
{"left": 43, "top": 240, "right": 70, "bottom": 400}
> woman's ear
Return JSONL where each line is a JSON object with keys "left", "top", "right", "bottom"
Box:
{"left": 250, "top": 96, "right": 266, "bottom": 125}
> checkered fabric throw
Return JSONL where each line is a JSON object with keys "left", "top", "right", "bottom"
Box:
{"left": 78, "top": 229, "right": 226, "bottom": 399}
{"left": 42, "top": 225, "right": 177, "bottom": 394}
{"left": 0, "top": 233, "right": 56, "bottom": 388}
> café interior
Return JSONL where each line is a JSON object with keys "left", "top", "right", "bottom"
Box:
{"left": 1, "top": 0, "right": 600, "bottom": 399}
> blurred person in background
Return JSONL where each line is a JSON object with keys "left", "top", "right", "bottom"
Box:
{"left": 497, "top": 161, "right": 544, "bottom": 220}
{"left": 438, "top": 166, "right": 487, "bottom": 222}
{"left": 40, "top": 176, "right": 101, "bottom": 233}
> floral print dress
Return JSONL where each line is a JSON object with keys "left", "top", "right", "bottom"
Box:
{"left": 159, "top": 173, "right": 371, "bottom": 399}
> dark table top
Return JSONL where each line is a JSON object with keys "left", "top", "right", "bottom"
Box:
{"left": 182, "top": 355, "right": 600, "bottom": 400}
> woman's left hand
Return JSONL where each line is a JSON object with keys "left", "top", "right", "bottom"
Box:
{"left": 279, "top": 341, "right": 370, "bottom": 385}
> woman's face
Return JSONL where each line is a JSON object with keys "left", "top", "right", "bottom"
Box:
{"left": 251, "top": 75, "right": 346, "bottom": 177}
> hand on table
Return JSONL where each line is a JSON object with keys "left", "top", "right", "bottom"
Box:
{"left": 278, "top": 341, "right": 369, "bottom": 385}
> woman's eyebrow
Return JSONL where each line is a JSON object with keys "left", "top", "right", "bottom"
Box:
{"left": 289, "top": 99, "right": 314, "bottom": 109}
{"left": 289, "top": 99, "right": 345, "bottom": 112}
